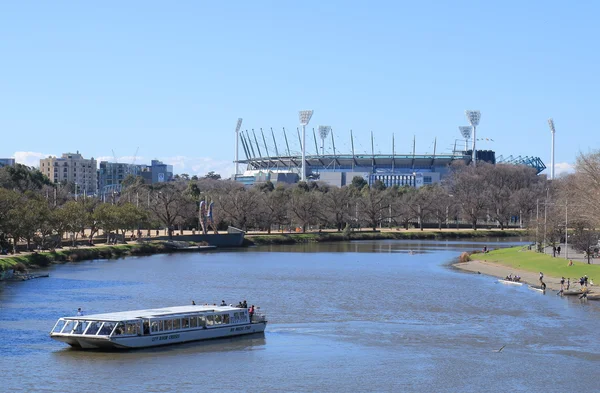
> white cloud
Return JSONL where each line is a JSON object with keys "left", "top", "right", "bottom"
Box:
{"left": 554, "top": 162, "right": 575, "bottom": 176}
{"left": 13, "top": 151, "right": 52, "bottom": 168}
{"left": 159, "top": 156, "right": 234, "bottom": 178}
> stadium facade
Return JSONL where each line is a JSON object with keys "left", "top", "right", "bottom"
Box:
{"left": 233, "top": 129, "right": 546, "bottom": 188}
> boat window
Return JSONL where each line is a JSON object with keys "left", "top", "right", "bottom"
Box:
{"left": 214, "top": 314, "right": 223, "bottom": 325}
{"left": 100, "top": 322, "right": 116, "bottom": 336}
{"left": 70, "top": 321, "right": 85, "bottom": 334}
{"left": 199, "top": 316, "right": 206, "bottom": 328}
{"left": 206, "top": 315, "right": 214, "bottom": 326}
{"left": 52, "top": 319, "right": 67, "bottom": 333}
{"left": 182, "top": 318, "right": 190, "bottom": 329}
{"left": 151, "top": 321, "right": 160, "bottom": 333}
{"left": 222, "top": 314, "right": 230, "bottom": 324}
{"left": 125, "top": 322, "right": 139, "bottom": 335}
{"left": 190, "top": 317, "right": 198, "bottom": 328}
{"left": 165, "top": 319, "right": 173, "bottom": 331}
{"left": 173, "top": 318, "right": 181, "bottom": 330}
{"left": 62, "top": 320, "right": 75, "bottom": 333}
{"left": 157, "top": 320, "right": 164, "bottom": 332}
{"left": 85, "top": 321, "right": 101, "bottom": 335}
{"left": 113, "top": 322, "right": 125, "bottom": 336}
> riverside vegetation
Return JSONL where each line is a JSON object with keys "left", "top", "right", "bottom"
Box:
{"left": 3, "top": 149, "right": 600, "bottom": 271}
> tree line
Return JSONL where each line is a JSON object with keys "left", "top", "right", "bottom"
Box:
{"left": 1, "top": 158, "right": 567, "bottom": 253}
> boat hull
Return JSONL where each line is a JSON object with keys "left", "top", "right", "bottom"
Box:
{"left": 51, "top": 322, "right": 267, "bottom": 350}
{"left": 498, "top": 279, "right": 523, "bottom": 286}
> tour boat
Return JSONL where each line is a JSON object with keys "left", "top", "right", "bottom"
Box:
{"left": 497, "top": 279, "right": 523, "bottom": 286}
{"left": 50, "top": 304, "right": 267, "bottom": 350}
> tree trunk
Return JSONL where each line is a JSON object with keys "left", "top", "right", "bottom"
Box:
{"left": 472, "top": 219, "right": 477, "bottom": 230}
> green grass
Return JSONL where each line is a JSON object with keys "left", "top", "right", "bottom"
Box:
{"left": 0, "top": 242, "right": 180, "bottom": 272}
{"left": 247, "top": 229, "right": 528, "bottom": 245}
{"left": 470, "top": 246, "right": 600, "bottom": 281}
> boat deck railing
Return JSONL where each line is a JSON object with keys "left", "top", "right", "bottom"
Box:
{"left": 251, "top": 312, "right": 267, "bottom": 323}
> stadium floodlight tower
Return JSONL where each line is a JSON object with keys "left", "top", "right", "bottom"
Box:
{"left": 465, "top": 110, "right": 481, "bottom": 166}
{"left": 459, "top": 126, "right": 472, "bottom": 152}
{"left": 234, "top": 118, "right": 243, "bottom": 175}
{"left": 299, "top": 110, "right": 314, "bottom": 181}
{"left": 318, "top": 126, "right": 331, "bottom": 156}
{"left": 548, "top": 118, "right": 556, "bottom": 180}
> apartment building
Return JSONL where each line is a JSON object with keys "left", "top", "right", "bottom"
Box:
{"left": 40, "top": 152, "right": 97, "bottom": 194}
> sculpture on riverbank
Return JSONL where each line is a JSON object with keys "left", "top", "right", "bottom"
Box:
{"left": 199, "top": 199, "right": 218, "bottom": 235}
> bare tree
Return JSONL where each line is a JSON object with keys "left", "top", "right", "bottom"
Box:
{"left": 447, "top": 162, "right": 490, "bottom": 230}
{"left": 147, "top": 183, "right": 195, "bottom": 239}
{"left": 358, "top": 187, "right": 388, "bottom": 231}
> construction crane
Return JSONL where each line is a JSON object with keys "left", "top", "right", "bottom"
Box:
{"left": 131, "top": 147, "right": 139, "bottom": 165}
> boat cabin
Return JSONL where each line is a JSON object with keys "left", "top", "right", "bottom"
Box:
{"left": 51, "top": 305, "right": 254, "bottom": 338}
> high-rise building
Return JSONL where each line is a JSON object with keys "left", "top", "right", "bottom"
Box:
{"left": 98, "top": 161, "right": 144, "bottom": 194}
{"left": 140, "top": 160, "right": 173, "bottom": 184}
{"left": 40, "top": 152, "right": 97, "bottom": 194}
{"left": 0, "top": 158, "right": 16, "bottom": 167}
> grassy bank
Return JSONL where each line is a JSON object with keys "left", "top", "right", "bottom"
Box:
{"left": 0, "top": 242, "right": 183, "bottom": 272}
{"left": 469, "top": 246, "right": 600, "bottom": 280}
{"left": 246, "top": 229, "right": 528, "bottom": 246}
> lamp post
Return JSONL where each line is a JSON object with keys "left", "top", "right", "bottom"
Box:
{"left": 548, "top": 118, "right": 556, "bottom": 180}
{"left": 235, "top": 118, "right": 243, "bottom": 176}
{"left": 299, "top": 110, "right": 314, "bottom": 182}
{"left": 459, "top": 126, "right": 472, "bottom": 151}
{"left": 318, "top": 126, "right": 331, "bottom": 156}
{"left": 465, "top": 110, "right": 481, "bottom": 166}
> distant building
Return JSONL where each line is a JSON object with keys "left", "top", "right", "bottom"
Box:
{"left": 98, "top": 161, "right": 144, "bottom": 194}
{"left": 139, "top": 160, "right": 173, "bottom": 184}
{"left": 0, "top": 158, "right": 16, "bottom": 167}
{"left": 40, "top": 152, "right": 97, "bottom": 194}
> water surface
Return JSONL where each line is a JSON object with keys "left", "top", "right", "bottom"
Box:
{"left": 1, "top": 239, "right": 598, "bottom": 392}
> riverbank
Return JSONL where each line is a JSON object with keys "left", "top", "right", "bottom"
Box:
{"left": 0, "top": 241, "right": 212, "bottom": 274}
{"left": 454, "top": 246, "right": 600, "bottom": 292}
{"left": 246, "top": 229, "right": 528, "bottom": 245}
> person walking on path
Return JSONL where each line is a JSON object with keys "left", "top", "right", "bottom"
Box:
{"left": 553, "top": 246, "right": 557, "bottom": 257}
{"left": 539, "top": 272, "right": 544, "bottom": 283}
{"left": 557, "top": 246, "right": 561, "bottom": 256}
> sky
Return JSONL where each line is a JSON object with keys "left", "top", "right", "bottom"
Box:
{"left": 1, "top": 0, "right": 598, "bottom": 177}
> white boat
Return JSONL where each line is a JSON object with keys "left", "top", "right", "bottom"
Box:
{"left": 50, "top": 305, "right": 267, "bottom": 350}
{"left": 497, "top": 279, "right": 523, "bottom": 286}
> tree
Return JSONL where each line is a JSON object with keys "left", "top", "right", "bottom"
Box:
{"left": 289, "top": 186, "right": 321, "bottom": 232}
{"left": 115, "top": 203, "right": 148, "bottom": 241}
{"left": 447, "top": 162, "right": 489, "bottom": 230}
{"left": 358, "top": 187, "right": 388, "bottom": 231}
{"left": 321, "top": 186, "right": 352, "bottom": 231}
{"left": 570, "top": 220, "right": 599, "bottom": 264}
{"left": 0, "top": 164, "right": 52, "bottom": 193}
{"left": 204, "top": 171, "right": 221, "bottom": 180}
{"left": 216, "top": 184, "right": 258, "bottom": 231}
{"left": 148, "top": 183, "right": 195, "bottom": 239}
{"left": 350, "top": 176, "right": 368, "bottom": 191}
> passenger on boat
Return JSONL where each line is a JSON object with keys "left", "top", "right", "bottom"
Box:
{"left": 77, "top": 308, "right": 83, "bottom": 316}
{"left": 220, "top": 300, "right": 227, "bottom": 306}
{"left": 242, "top": 300, "right": 247, "bottom": 308}
{"left": 192, "top": 300, "right": 196, "bottom": 305}
{"left": 249, "top": 305, "right": 255, "bottom": 322}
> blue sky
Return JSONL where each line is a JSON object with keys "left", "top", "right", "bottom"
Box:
{"left": 1, "top": 1, "right": 597, "bottom": 176}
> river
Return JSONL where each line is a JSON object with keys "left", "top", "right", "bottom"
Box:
{"left": 1, "top": 239, "right": 599, "bottom": 392}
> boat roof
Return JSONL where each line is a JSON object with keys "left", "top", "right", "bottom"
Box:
{"left": 63, "top": 305, "right": 244, "bottom": 322}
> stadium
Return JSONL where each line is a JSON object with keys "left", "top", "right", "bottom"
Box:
{"left": 232, "top": 121, "right": 546, "bottom": 188}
